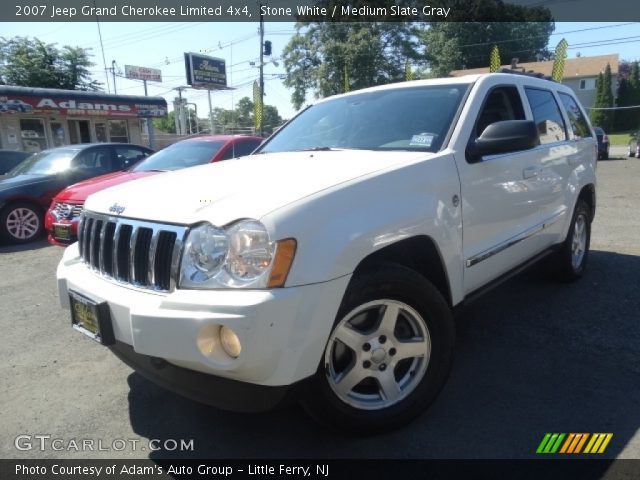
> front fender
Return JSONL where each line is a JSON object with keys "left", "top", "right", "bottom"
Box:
{"left": 262, "top": 153, "right": 464, "bottom": 305}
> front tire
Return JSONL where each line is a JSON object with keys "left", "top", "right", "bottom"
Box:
{"left": 0, "top": 202, "right": 43, "bottom": 244}
{"left": 301, "top": 264, "right": 455, "bottom": 434}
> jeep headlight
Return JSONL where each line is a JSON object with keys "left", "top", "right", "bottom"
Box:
{"left": 179, "top": 220, "right": 294, "bottom": 289}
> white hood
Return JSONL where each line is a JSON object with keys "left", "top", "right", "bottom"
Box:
{"left": 84, "top": 150, "right": 426, "bottom": 225}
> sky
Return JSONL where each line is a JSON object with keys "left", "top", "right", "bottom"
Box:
{"left": 1, "top": 21, "right": 639, "bottom": 123}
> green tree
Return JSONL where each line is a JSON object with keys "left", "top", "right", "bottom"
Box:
{"left": 282, "top": 22, "right": 418, "bottom": 109}
{"left": 153, "top": 110, "right": 198, "bottom": 134}
{"left": 210, "top": 97, "right": 283, "bottom": 134}
{"left": 422, "top": 20, "right": 554, "bottom": 76}
{"left": 590, "top": 64, "right": 614, "bottom": 131}
{"left": 616, "top": 61, "right": 640, "bottom": 131}
{"left": 0, "top": 36, "right": 101, "bottom": 90}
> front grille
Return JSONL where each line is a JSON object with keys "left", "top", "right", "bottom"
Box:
{"left": 53, "top": 202, "right": 83, "bottom": 220}
{"left": 78, "top": 212, "right": 187, "bottom": 292}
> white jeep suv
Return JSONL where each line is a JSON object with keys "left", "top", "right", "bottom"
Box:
{"left": 57, "top": 72, "right": 597, "bottom": 433}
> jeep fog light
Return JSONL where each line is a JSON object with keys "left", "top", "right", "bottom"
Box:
{"left": 220, "top": 326, "right": 242, "bottom": 358}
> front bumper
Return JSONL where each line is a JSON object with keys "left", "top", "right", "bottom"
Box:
{"left": 110, "top": 341, "right": 304, "bottom": 412}
{"left": 45, "top": 213, "right": 80, "bottom": 246}
{"left": 57, "top": 243, "right": 350, "bottom": 390}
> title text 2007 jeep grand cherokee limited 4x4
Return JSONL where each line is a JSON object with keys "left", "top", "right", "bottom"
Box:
{"left": 57, "top": 72, "right": 596, "bottom": 433}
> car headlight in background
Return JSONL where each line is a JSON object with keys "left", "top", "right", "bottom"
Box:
{"left": 179, "top": 219, "right": 296, "bottom": 289}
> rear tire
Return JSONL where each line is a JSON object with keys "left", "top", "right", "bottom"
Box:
{"left": 300, "top": 264, "right": 455, "bottom": 434}
{"left": 548, "top": 199, "right": 591, "bottom": 282}
{"left": 0, "top": 202, "right": 43, "bottom": 244}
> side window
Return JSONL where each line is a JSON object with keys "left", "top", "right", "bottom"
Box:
{"left": 475, "top": 86, "right": 525, "bottom": 137}
{"left": 218, "top": 140, "right": 261, "bottom": 160}
{"left": 525, "top": 88, "right": 567, "bottom": 145}
{"left": 114, "top": 146, "right": 150, "bottom": 169}
{"left": 558, "top": 93, "right": 592, "bottom": 139}
{"left": 233, "top": 139, "right": 261, "bottom": 157}
{"left": 72, "top": 146, "right": 114, "bottom": 174}
{"left": 218, "top": 147, "right": 236, "bottom": 161}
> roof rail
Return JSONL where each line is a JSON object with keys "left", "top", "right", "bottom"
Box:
{"left": 496, "top": 67, "right": 555, "bottom": 82}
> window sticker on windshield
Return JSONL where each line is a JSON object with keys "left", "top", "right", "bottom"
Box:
{"left": 409, "top": 134, "right": 434, "bottom": 147}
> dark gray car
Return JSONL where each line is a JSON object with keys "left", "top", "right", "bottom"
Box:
{"left": 0, "top": 150, "right": 31, "bottom": 175}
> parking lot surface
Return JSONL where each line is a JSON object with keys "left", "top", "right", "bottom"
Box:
{"left": 1, "top": 148, "right": 639, "bottom": 459}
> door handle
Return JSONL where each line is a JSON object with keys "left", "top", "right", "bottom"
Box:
{"left": 522, "top": 166, "right": 539, "bottom": 179}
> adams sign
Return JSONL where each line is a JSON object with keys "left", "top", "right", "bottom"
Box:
{"left": 0, "top": 87, "right": 167, "bottom": 118}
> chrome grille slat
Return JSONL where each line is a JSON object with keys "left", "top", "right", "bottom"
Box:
{"left": 98, "top": 221, "right": 108, "bottom": 272}
{"left": 128, "top": 226, "right": 140, "bottom": 284}
{"left": 77, "top": 212, "right": 187, "bottom": 293}
{"left": 117, "top": 225, "right": 133, "bottom": 282}
{"left": 82, "top": 218, "right": 93, "bottom": 263}
{"left": 148, "top": 231, "right": 160, "bottom": 286}
{"left": 90, "top": 220, "right": 103, "bottom": 269}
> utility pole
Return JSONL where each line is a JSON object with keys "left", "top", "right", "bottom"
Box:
{"left": 259, "top": 3, "right": 264, "bottom": 137}
{"left": 186, "top": 103, "right": 199, "bottom": 134}
{"left": 111, "top": 60, "right": 117, "bottom": 94}
{"left": 207, "top": 90, "right": 214, "bottom": 134}
{"left": 142, "top": 79, "right": 155, "bottom": 149}
{"left": 173, "top": 87, "right": 187, "bottom": 135}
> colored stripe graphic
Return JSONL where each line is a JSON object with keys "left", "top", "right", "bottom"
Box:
{"left": 584, "top": 433, "right": 613, "bottom": 454}
{"left": 559, "top": 433, "right": 575, "bottom": 453}
{"left": 537, "top": 433, "right": 565, "bottom": 453}
{"left": 538, "top": 433, "right": 613, "bottom": 454}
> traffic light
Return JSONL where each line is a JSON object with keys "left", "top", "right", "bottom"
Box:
{"left": 263, "top": 40, "right": 272, "bottom": 56}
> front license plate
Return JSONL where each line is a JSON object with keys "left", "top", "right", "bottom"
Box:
{"left": 53, "top": 224, "right": 71, "bottom": 241}
{"left": 69, "top": 291, "right": 115, "bottom": 345}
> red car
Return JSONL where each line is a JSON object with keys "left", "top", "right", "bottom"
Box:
{"left": 45, "top": 135, "right": 263, "bottom": 246}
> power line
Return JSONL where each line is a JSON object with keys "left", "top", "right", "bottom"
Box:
{"left": 454, "top": 23, "right": 637, "bottom": 50}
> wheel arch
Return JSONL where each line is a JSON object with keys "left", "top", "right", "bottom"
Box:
{"left": 0, "top": 197, "right": 46, "bottom": 217}
{"left": 578, "top": 183, "right": 596, "bottom": 222}
{"left": 352, "top": 235, "right": 453, "bottom": 307}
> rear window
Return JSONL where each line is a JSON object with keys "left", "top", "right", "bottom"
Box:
{"left": 134, "top": 140, "right": 225, "bottom": 172}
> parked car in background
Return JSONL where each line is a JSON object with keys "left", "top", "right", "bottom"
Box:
{"left": 0, "top": 143, "right": 152, "bottom": 244}
{"left": 46, "top": 135, "right": 263, "bottom": 245}
{"left": 629, "top": 131, "right": 639, "bottom": 158}
{"left": 593, "top": 127, "right": 609, "bottom": 160}
{"left": 0, "top": 150, "right": 31, "bottom": 175}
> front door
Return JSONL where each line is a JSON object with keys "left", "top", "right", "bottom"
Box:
{"left": 68, "top": 120, "right": 91, "bottom": 144}
{"left": 456, "top": 85, "right": 548, "bottom": 294}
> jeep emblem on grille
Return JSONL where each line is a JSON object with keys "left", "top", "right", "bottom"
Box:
{"left": 109, "top": 203, "right": 126, "bottom": 215}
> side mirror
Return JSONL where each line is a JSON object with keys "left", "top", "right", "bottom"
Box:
{"left": 467, "top": 120, "right": 539, "bottom": 163}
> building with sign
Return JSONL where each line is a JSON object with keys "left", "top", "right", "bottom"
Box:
{"left": 0, "top": 86, "right": 167, "bottom": 153}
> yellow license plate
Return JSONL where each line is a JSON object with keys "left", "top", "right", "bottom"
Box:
{"left": 53, "top": 224, "right": 71, "bottom": 241}
{"left": 69, "top": 291, "right": 114, "bottom": 344}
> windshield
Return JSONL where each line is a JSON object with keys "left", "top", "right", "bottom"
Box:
{"left": 9, "top": 148, "right": 78, "bottom": 175}
{"left": 133, "top": 140, "right": 225, "bottom": 172}
{"left": 260, "top": 85, "right": 468, "bottom": 154}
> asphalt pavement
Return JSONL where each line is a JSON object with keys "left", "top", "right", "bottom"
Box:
{"left": 1, "top": 146, "right": 638, "bottom": 460}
